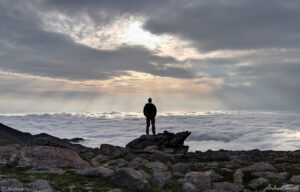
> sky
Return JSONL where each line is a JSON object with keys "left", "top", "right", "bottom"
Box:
{"left": 1, "top": 0, "right": 300, "bottom": 113}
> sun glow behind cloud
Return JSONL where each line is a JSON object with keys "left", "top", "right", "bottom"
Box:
{"left": 121, "top": 20, "right": 160, "bottom": 49}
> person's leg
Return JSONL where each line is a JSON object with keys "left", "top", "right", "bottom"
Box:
{"left": 151, "top": 118, "right": 156, "bottom": 135}
{"left": 146, "top": 118, "right": 150, "bottom": 135}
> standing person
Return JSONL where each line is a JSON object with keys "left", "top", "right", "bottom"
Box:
{"left": 143, "top": 98, "right": 157, "bottom": 135}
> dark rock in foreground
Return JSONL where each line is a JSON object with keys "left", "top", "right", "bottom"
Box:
{"left": 126, "top": 130, "right": 191, "bottom": 154}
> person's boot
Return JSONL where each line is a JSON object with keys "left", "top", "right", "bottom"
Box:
{"left": 152, "top": 126, "right": 156, "bottom": 135}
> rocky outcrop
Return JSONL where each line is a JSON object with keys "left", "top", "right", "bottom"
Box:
{"left": 126, "top": 130, "right": 191, "bottom": 154}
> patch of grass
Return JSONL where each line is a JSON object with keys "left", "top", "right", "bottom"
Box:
{"left": 163, "top": 179, "right": 182, "bottom": 192}
{"left": 138, "top": 165, "right": 154, "bottom": 175}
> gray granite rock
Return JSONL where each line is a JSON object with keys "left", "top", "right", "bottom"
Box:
{"left": 73, "top": 167, "right": 113, "bottom": 177}
{"left": 205, "top": 170, "right": 224, "bottom": 182}
{"left": 243, "top": 162, "right": 276, "bottom": 172}
{"left": 111, "top": 168, "right": 150, "bottom": 192}
{"left": 129, "top": 157, "right": 149, "bottom": 168}
{"left": 150, "top": 172, "right": 171, "bottom": 188}
{"left": 0, "top": 179, "right": 23, "bottom": 192}
{"left": 248, "top": 177, "right": 269, "bottom": 188}
{"left": 289, "top": 175, "right": 300, "bottom": 184}
{"left": 212, "top": 182, "right": 244, "bottom": 192}
{"left": 18, "top": 146, "right": 90, "bottom": 169}
{"left": 25, "top": 166, "right": 65, "bottom": 175}
{"left": 106, "top": 189, "right": 122, "bottom": 192}
{"left": 182, "top": 182, "right": 199, "bottom": 192}
{"left": 184, "top": 171, "right": 211, "bottom": 191}
{"left": 233, "top": 169, "right": 244, "bottom": 184}
{"left": 146, "top": 161, "right": 168, "bottom": 173}
{"left": 28, "top": 179, "right": 52, "bottom": 191}
{"left": 173, "top": 163, "right": 190, "bottom": 174}
{"left": 251, "top": 171, "right": 289, "bottom": 180}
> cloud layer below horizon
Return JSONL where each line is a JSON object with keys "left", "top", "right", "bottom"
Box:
{"left": 0, "top": 0, "right": 300, "bottom": 112}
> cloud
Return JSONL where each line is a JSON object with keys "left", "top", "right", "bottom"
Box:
{"left": 1, "top": 111, "right": 299, "bottom": 150}
{"left": 0, "top": 0, "right": 193, "bottom": 80}
{"left": 144, "top": 0, "right": 300, "bottom": 51}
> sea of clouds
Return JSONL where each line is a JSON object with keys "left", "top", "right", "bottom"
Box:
{"left": 0, "top": 111, "right": 299, "bottom": 151}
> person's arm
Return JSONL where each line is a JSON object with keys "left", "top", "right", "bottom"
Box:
{"left": 143, "top": 105, "right": 147, "bottom": 117}
{"left": 154, "top": 105, "right": 157, "bottom": 117}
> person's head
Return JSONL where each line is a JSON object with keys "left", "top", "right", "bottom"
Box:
{"left": 148, "top": 98, "right": 152, "bottom": 103}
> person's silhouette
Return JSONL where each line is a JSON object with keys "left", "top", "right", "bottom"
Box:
{"left": 143, "top": 98, "right": 157, "bottom": 135}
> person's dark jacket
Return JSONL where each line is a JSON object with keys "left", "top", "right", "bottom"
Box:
{"left": 143, "top": 103, "right": 157, "bottom": 118}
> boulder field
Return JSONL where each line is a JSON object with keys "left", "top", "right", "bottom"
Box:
{"left": 0, "top": 123, "right": 300, "bottom": 192}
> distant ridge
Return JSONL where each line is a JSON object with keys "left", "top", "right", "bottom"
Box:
{"left": 0, "top": 123, "right": 32, "bottom": 145}
{"left": 0, "top": 122, "right": 87, "bottom": 150}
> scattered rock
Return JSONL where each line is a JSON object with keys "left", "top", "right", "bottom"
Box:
{"left": 28, "top": 179, "right": 52, "bottom": 191}
{"left": 129, "top": 157, "right": 149, "bottom": 168}
{"left": 111, "top": 168, "right": 150, "bottom": 192}
{"left": 173, "top": 163, "right": 190, "bottom": 173}
{"left": 106, "top": 158, "right": 128, "bottom": 168}
{"left": 0, "top": 144, "right": 21, "bottom": 165}
{"left": 289, "top": 175, "right": 300, "bottom": 184}
{"left": 205, "top": 170, "right": 224, "bottom": 182}
{"left": 233, "top": 169, "right": 244, "bottom": 184}
{"left": 251, "top": 171, "right": 289, "bottom": 180}
{"left": 145, "top": 161, "right": 168, "bottom": 173}
{"left": 92, "top": 154, "right": 112, "bottom": 164}
{"left": 212, "top": 182, "right": 244, "bottom": 192}
{"left": 248, "top": 177, "right": 269, "bottom": 188}
{"left": 25, "top": 166, "right": 65, "bottom": 175}
{"left": 182, "top": 182, "right": 199, "bottom": 192}
{"left": 0, "top": 179, "right": 23, "bottom": 191}
{"left": 138, "top": 170, "right": 152, "bottom": 180}
{"left": 73, "top": 167, "right": 113, "bottom": 177}
{"left": 18, "top": 146, "right": 91, "bottom": 169}
{"left": 150, "top": 172, "right": 171, "bottom": 188}
{"left": 184, "top": 171, "right": 211, "bottom": 191}
{"left": 243, "top": 162, "right": 276, "bottom": 172}
{"left": 106, "top": 189, "right": 123, "bottom": 192}
{"left": 99, "top": 144, "right": 128, "bottom": 158}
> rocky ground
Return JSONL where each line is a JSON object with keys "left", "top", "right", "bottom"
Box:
{"left": 0, "top": 124, "right": 300, "bottom": 192}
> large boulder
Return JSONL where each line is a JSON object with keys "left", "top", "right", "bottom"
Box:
{"left": 126, "top": 131, "right": 191, "bottom": 154}
{"left": 18, "top": 146, "right": 91, "bottom": 169}
{"left": 111, "top": 168, "right": 150, "bottom": 192}
{"left": 184, "top": 171, "right": 211, "bottom": 191}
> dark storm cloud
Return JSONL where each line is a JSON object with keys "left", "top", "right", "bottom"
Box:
{"left": 0, "top": 0, "right": 192, "bottom": 80}
{"left": 144, "top": 0, "right": 300, "bottom": 51}
{"left": 43, "top": 0, "right": 300, "bottom": 51}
